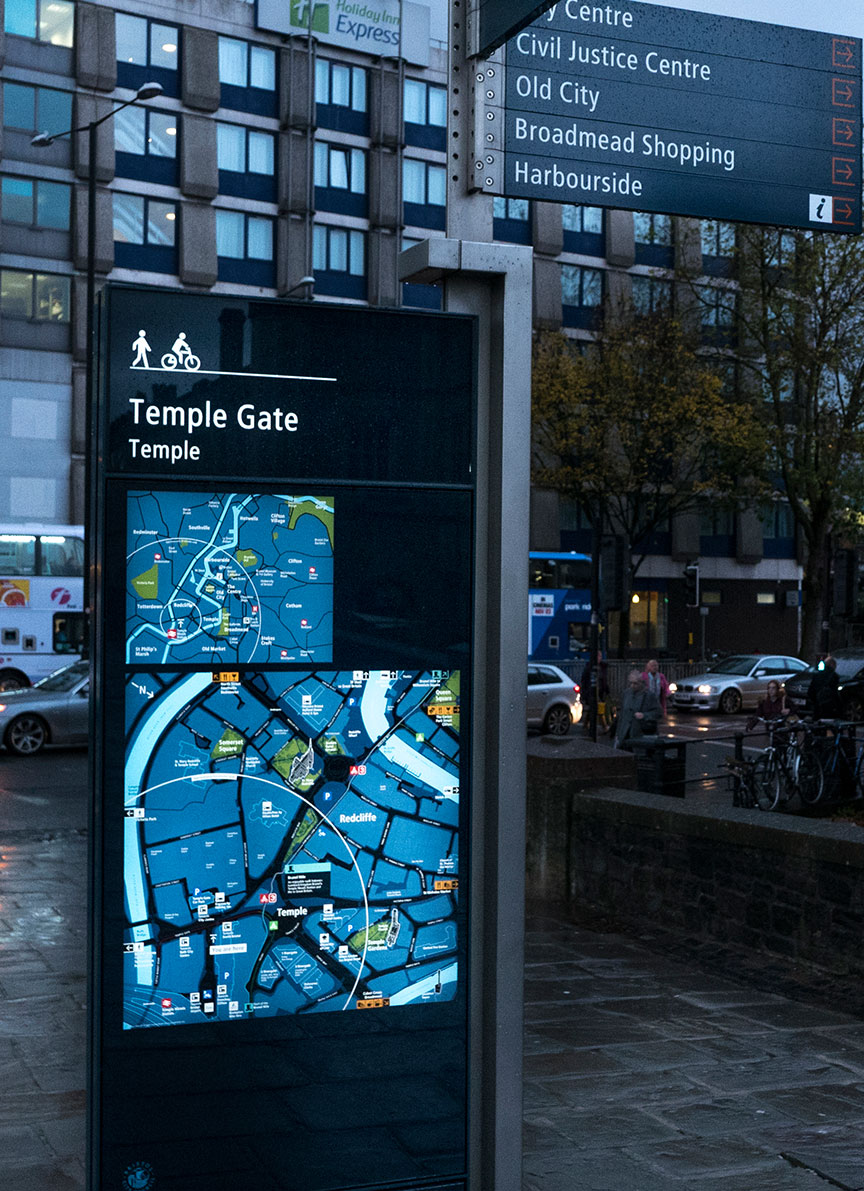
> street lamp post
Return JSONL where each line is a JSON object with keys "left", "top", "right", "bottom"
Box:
{"left": 31, "top": 82, "right": 163, "bottom": 631}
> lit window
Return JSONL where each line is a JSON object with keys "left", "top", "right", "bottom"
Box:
{"left": 4, "top": 0, "right": 74, "bottom": 46}
{"left": 1, "top": 176, "right": 70, "bottom": 229}
{"left": 0, "top": 269, "right": 71, "bottom": 321}
{"left": 114, "top": 107, "right": 177, "bottom": 158}
{"left": 116, "top": 13, "right": 178, "bottom": 70}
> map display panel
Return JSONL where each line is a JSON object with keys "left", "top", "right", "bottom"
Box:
{"left": 123, "top": 669, "right": 460, "bottom": 1028}
{"left": 126, "top": 492, "right": 334, "bottom": 665}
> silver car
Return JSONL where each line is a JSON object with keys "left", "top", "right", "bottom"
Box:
{"left": 0, "top": 661, "right": 89, "bottom": 755}
{"left": 527, "top": 663, "right": 582, "bottom": 735}
{"left": 669, "top": 654, "right": 808, "bottom": 714}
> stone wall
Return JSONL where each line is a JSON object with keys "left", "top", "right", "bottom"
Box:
{"left": 527, "top": 784, "right": 864, "bottom": 979}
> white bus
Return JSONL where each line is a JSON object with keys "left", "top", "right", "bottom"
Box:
{"left": 0, "top": 524, "right": 85, "bottom": 689}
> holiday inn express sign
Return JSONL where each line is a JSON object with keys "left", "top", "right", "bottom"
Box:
{"left": 474, "top": 0, "right": 862, "bottom": 231}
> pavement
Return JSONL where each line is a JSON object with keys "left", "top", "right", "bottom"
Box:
{"left": 3, "top": 748, "right": 864, "bottom": 1190}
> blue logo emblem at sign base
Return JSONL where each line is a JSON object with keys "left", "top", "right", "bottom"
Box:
{"left": 122, "top": 1161, "right": 155, "bottom": 1190}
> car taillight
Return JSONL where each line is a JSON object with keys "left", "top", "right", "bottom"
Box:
{"left": 573, "top": 685, "right": 580, "bottom": 693}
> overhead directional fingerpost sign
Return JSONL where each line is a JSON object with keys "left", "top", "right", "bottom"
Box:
{"left": 473, "top": 0, "right": 862, "bottom": 232}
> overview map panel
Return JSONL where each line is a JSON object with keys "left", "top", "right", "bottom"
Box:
{"left": 123, "top": 669, "right": 461, "bottom": 1029}
{"left": 126, "top": 491, "right": 334, "bottom": 665}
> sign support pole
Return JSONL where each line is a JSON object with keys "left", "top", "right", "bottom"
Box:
{"left": 400, "top": 238, "right": 532, "bottom": 1191}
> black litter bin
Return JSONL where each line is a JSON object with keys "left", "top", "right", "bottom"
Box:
{"left": 633, "top": 737, "right": 687, "bottom": 797}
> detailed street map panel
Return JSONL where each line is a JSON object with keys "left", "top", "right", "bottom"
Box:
{"left": 126, "top": 492, "right": 334, "bottom": 664}
{"left": 123, "top": 669, "right": 460, "bottom": 1028}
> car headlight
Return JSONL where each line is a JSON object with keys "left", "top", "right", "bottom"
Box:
{"left": 697, "top": 684, "right": 714, "bottom": 695}
{"left": 0, "top": 703, "right": 6, "bottom": 713}
{"left": 668, "top": 682, "right": 677, "bottom": 694}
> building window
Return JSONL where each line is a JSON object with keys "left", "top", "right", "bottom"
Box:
{"left": 562, "top": 204, "right": 603, "bottom": 254}
{"left": 701, "top": 590, "right": 722, "bottom": 605}
{"left": 0, "top": 269, "right": 70, "bottom": 321}
{"left": 3, "top": 81, "right": 72, "bottom": 136}
{"left": 634, "top": 211, "right": 673, "bottom": 266}
{"left": 701, "top": 219, "right": 735, "bottom": 276}
{"left": 493, "top": 197, "right": 531, "bottom": 245}
{"left": 314, "top": 142, "right": 367, "bottom": 216}
{"left": 631, "top": 274, "right": 673, "bottom": 315}
{"left": 699, "top": 284, "right": 736, "bottom": 343}
{"left": 403, "top": 159, "right": 446, "bottom": 230}
{"left": 217, "top": 123, "right": 276, "bottom": 201}
{"left": 762, "top": 501, "right": 795, "bottom": 560}
{"left": 627, "top": 590, "right": 668, "bottom": 651}
{"left": 114, "top": 106, "right": 178, "bottom": 186}
{"left": 113, "top": 193, "right": 176, "bottom": 273}
{"left": 4, "top": 0, "right": 73, "bottom": 45}
{"left": 313, "top": 225, "right": 366, "bottom": 299}
{"left": 315, "top": 59, "right": 367, "bottom": 134}
{"left": 561, "top": 264, "right": 603, "bottom": 329}
{"left": 218, "top": 36, "right": 277, "bottom": 115}
{"left": 116, "top": 12, "right": 178, "bottom": 95}
{"left": 404, "top": 78, "right": 446, "bottom": 149}
{"left": 215, "top": 210, "right": 275, "bottom": 287}
{"left": 1, "top": 176, "right": 70, "bottom": 229}
{"left": 756, "top": 592, "right": 777, "bottom": 606}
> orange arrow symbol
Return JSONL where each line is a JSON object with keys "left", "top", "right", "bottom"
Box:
{"left": 833, "top": 158, "right": 856, "bottom": 184}
{"left": 833, "top": 79, "right": 856, "bottom": 106}
{"left": 833, "top": 38, "right": 856, "bottom": 68}
{"left": 833, "top": 119, "right": 856, "bottom": 144}
{"left": 833, "top": 199, "right": 855, "bottom": 223}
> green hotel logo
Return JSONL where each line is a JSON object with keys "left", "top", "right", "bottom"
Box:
{"left": 291, "top": 0, "right": 330, "bottom": 32}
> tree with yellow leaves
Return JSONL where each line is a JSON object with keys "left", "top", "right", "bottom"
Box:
{"left": 532, "top": 310, "right": 762, "bottom": 655}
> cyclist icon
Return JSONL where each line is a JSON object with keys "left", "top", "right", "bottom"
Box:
{"left": 160, "top": 332, "right": 201, "bottom": 371}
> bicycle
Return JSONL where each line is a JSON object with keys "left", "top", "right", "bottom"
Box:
{"left": 727, "top": 717, "right": 823, "bottom": 811}
{"left": 160, "top": 351, "right": 201, "bottom": 371}
{"left": 806, "top": 720, "right": 864, "bottom": 805}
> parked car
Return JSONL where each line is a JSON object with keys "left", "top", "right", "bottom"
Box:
{"left": 527, "top": 663, "right": 582, "bottom": 735}
{"left": 0, "top": 660, "right": 89, "bottom": 755}
{"left": 784, "top": 650, "right": 864, "bottom": 720}
{"left": 669, "top": 654, "right": 808, "bottom": 714}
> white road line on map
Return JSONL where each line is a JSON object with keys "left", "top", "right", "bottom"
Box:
{"left": 130, "top": 366, "right": 337, "bottom": 382}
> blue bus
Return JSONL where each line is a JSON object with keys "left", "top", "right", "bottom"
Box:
{"left": 529, "top": 551, "right": 593, "bottom": 663}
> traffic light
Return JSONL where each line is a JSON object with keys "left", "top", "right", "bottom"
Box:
{"left": 684, "top": 563, "right": 700, "bottom": 607}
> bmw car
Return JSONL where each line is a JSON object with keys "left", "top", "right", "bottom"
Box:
{"left": 527, "top": 663, "right": 582, "bottom": 735}
{"left": 669, "top": 654, "right": 808, "bottom": 714}
{"left": 0, "top": 661, "right": 89, "bottom": 755}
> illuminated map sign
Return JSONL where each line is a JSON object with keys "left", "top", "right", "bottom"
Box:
{"left": 93, "top": 287, "right": 475, "bottom": 1191}
{"left": 124, "top": 669, "right": 460, "bottom": 1027}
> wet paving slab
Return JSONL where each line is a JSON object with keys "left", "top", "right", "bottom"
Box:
{"left": 3, "top": 753, "right": 864, "bottom": 1190}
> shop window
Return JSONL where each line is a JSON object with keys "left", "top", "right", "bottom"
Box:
{"left": 0, "top": 269, "right": 70, "bottom": 321}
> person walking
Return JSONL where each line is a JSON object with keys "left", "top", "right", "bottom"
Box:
{"left": 806, "top": 655, "right": 842, "bottom": 720}
{"left": 641, "top": 658, "right": 670, "bottom": 718}
{"left": 615, "top": 671, "right": 661, "bottom": 750}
